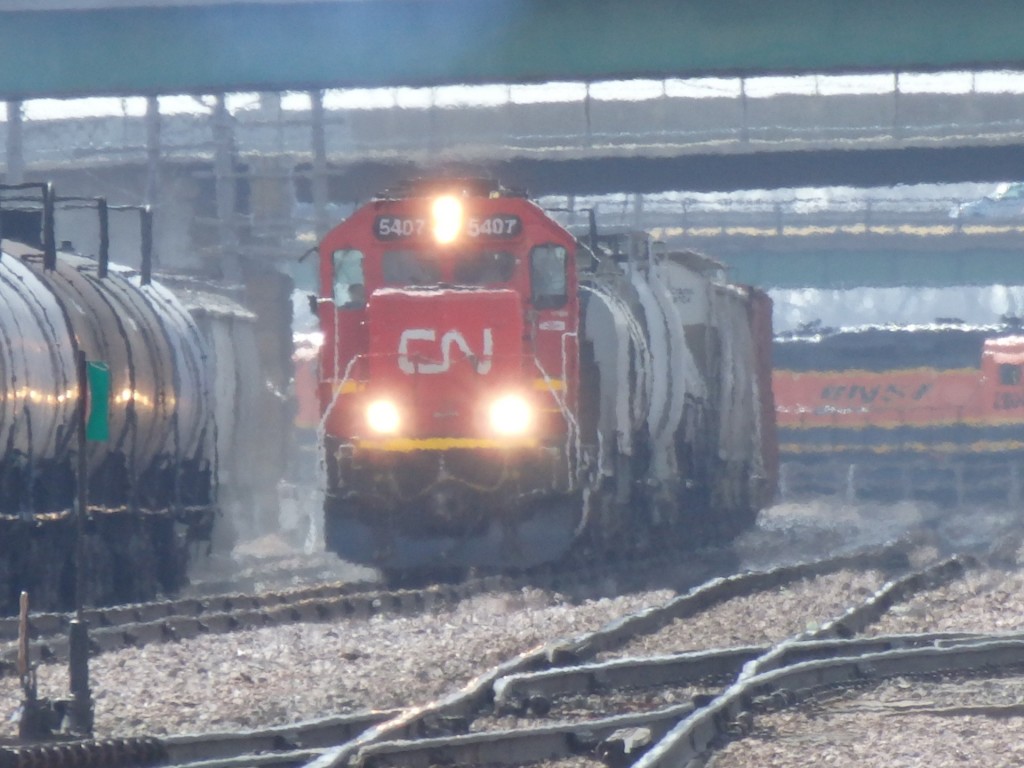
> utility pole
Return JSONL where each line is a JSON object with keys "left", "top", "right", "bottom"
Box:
{"left": 69, "top": 350, "right": 94, "bottom": 736}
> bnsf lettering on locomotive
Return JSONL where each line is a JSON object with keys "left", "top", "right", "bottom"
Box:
{"left": 375, "top": 216, "right": 426, "bottom": 239}
{"left": 820, "top": 381, "right": 933, "bottom": 404}
{"left": 821, "top": 385, "right": 848, "bottom": 400}
{"left": 398, "top": 328, "right": 494, "bottom": 374}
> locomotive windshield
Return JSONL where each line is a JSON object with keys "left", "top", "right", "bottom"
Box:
{"left": 382, "top": 249, "right": 516, "bottom": 287}
{"left": 382, "top": 250, "right": 442, "bottom": 285}
{"left": 453, "top": 251, "right": 516, "bottom": 284}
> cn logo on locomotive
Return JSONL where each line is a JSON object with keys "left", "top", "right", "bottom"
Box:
{"left": 397, "top": 328, "right": 494, "bottom": 375}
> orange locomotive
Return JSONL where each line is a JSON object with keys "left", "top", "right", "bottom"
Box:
{"left": 773, "top": 322, "right": 1024, "bottom": 503}
{"left": 310, "top": 178, "right": 777, "bottom": 574}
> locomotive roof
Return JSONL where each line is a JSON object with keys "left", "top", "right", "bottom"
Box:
{"left": 374, "top": 177, "right": 527, "bottom": 200}
{"left": 157, "top": 274, "right": 256, "bottom": 321}
{"left": 773, "top": 321, "right": 1024, "bottom": 372}
{"left": 568, "top": 229, "right": 725, "bottom": 275}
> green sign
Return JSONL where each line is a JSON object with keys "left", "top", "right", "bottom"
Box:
{"left": 85, "top": 361, "right": 110, "bottom": 442}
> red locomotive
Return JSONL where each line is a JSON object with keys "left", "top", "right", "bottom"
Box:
{"left": 311, "top": 178, "right": 776, "bottom": 573}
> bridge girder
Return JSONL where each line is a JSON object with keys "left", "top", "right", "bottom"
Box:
{"left": 3, "top": 0, "right": 1024, "bottom": 100}
{"left": 322, "top": 144, "right": 1024, "bottom": 200}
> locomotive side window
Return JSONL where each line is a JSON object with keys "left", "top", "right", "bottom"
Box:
{"left": 382, "top": 250, "right": 442, "bottom": 286}
{"left": 454, "top": 251, "right": 516, "bottom": 285}
{"left": 332, "top": 249, "right": 366, "bottom": 309}
{"left": 530, "top": 244, "right": 567, "bottom": 309}
{"left": 1000, "top": 363, "right": 1022, "bottom": 385}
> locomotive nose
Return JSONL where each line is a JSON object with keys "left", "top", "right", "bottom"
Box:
{"left": 362, "top": 286, "right": 526, "bottom": 438}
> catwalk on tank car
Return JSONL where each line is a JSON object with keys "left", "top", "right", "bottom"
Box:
{"left": 773, "top": 320, "right": 1024, "bottom": 504}
{"left": 0, "top": 184, "right": 220, "bottom": 615}
{"left": 311, "top": 178, "right": 777, "bottom": 573}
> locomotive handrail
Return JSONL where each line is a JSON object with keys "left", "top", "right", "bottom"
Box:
{"left": 0, "top": 182, "right": 55, "bottom": 269}
{"left": 55, "top": 197, "right": 154, "bottom": 283}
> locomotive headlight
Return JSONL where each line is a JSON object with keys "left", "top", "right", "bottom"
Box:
{"left": 431, "top": 195, "right": 462, "bottom": 244}
{"left": 488, "top": 394, "right": 533, "bottom": 436}
{"left": 366, "top": 399, "right": 401, "bottom": 435}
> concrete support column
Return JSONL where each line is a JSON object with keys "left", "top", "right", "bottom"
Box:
{"left": 244, "top": 93, "right": 297, "bottom": 249}
{"left": 632, "top": 193, "right": 644, "bottom": 231}
{"left": 739, "top": 77, "right": 749, "bottom": 144}
{"left": 248, "top": 155, "right": 294, "bottom": 246}
{"left": 212, "top": 94, "right": 242, "bottom": 281}
{"left": 6, "top": 101, "right": 24, "bottom": 184}
{"left": 893, "top": 72, "right": 903, "bottom": 142}
{"left": 259, "top": 91, "right": 285, "bottom": 153}
{"left": 309, "top": 90, "right": 330, "bottom": 240}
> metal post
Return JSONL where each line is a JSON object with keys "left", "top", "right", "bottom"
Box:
{"left": 42, "top": 183, "right": 56, "bottom": 271}
{"left": 97, "top": 198, "right": 109, "bottom": 279}
{"left": 76, "top": 350, "right": 87, "bottom": 617}
{"left": 16, "top": 590, "right": 46, "bottom": 740}
{"left": 70, "top": 350, "right": 93, "bottom": 736}
{"left": 141, "top": 205, "right": 153, "bottom": 286}
{"left": 144, "top": 96, "right": 161, "bottom": 271}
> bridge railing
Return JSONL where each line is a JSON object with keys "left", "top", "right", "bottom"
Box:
{"left": 10, "top": 85, "right": 1024, "bottom": 169}
{"left": 540, "top": 192, "right": 989, "bottom": 238}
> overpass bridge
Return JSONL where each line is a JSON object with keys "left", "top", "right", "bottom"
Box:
{"left": 2, "top": 1, "right": 1023, "bottom": 321}
{"left": 16, "top": 75, "right": 1024, "bottom": 193}
{"left": 3, "top": 1, "right": 1024, "bottom": 99}
{"left": 11, "top": 74, "right": 1024, "bottom": 288}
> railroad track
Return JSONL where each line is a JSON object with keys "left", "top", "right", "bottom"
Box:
{"left": 0, "top": 574, "right": 544, "bottom": 678}
{"left": 0, "top": 533, "right": 753, "bottom": 677}
{"left": 0, "top": 541, "right": 940, "bottom": 768}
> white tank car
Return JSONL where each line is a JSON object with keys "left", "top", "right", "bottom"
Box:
{"left": 579, "top": 235, "right": 774, "bottom": 548}
{"left": 164, "top": 280, "right": 278, "bottom": 549}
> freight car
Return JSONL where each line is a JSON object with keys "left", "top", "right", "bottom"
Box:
{"left": 773, "top": 320, "right": 1024, "bottom": 504}
{"left": 0, "top": 184, "right": 223, "bottom": 615}
{"left": 311, "top": 178, "right": 777, "bottom": 574}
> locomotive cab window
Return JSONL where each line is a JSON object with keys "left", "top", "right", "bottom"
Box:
{"left": 1000, "top": 363, "right": 1022, "bottom": 385}
{"left": 454, "top": 251, "right": 516, "bottom": 285}
{"left": 383, "top": 250, "right": 443, "bottom": 286}
{"left": 530, "top": 244, "right": 567, "bottom": 309}
{"left": 332, "top": 249, "right": 366, "bottom": 309}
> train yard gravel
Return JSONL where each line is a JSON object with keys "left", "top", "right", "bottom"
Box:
{"left": 713, "top": 676, "right": 1024, "bottom": 768}
{"left": 601, "top": 569, "right": 888, "bottom": 659}
{"left": 0, "top": 564, "right": 899, "bottom": 741}
{"left": 868, "top": 567, "right": 1024, "bottom": 635}
{"left": 710, "top": 544, "right": 1024, "bottom": 767}
{"left": 0, "top": 588, "right": 675, "bottom": 738}
{"left": 5, "top": 499, "right": 1023, "bottom": 764}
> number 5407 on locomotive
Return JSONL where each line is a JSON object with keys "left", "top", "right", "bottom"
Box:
{"left": 310, "top": 178, "right": 777, "bottom": 574}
